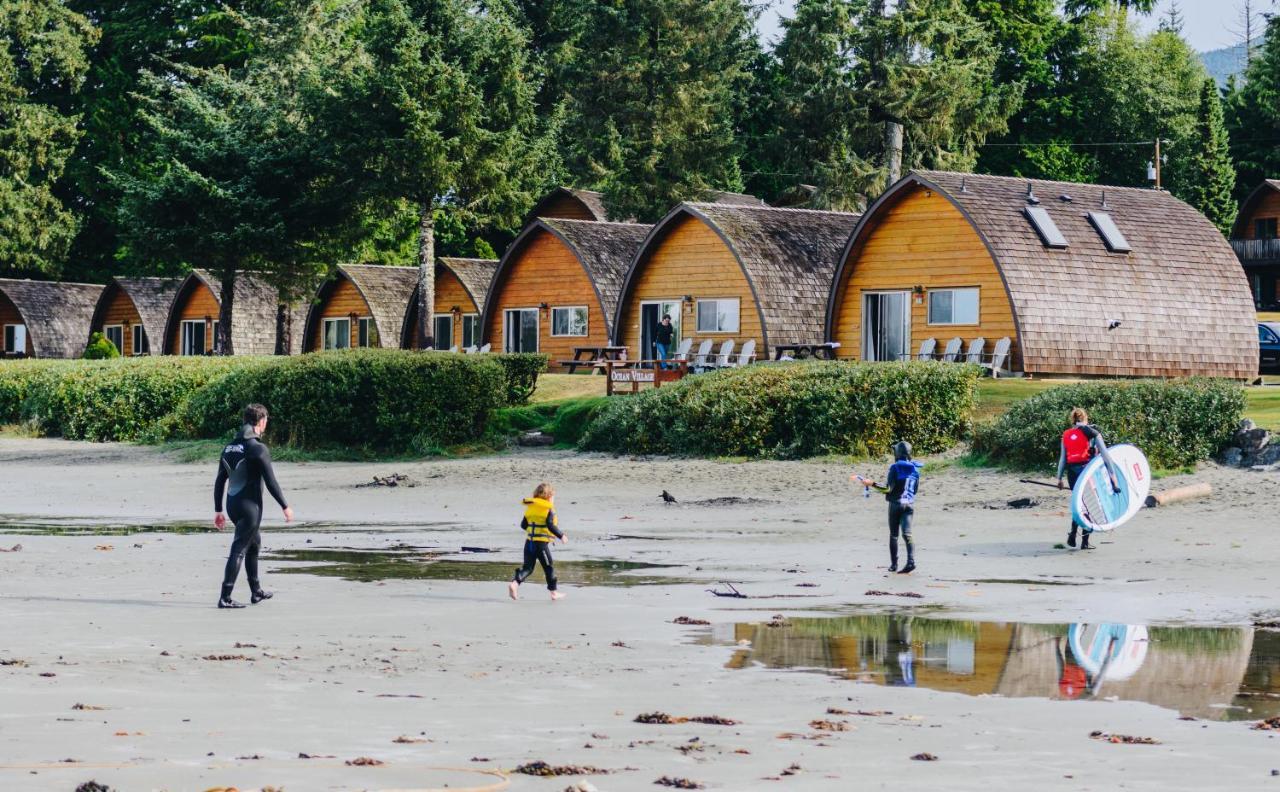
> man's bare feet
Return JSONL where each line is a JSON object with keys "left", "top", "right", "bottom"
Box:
{"left": 550, "top": 591, "right": 565, "bottom": 601}
{"left": 508, "top": 581, "right": 519, "bottom": 600}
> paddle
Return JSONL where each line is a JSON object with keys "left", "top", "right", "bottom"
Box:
{"left": 1019, "top": 478, "right": 1063, "bottom": 490}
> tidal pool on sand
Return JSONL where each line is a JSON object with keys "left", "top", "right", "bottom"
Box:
{"left": 703, "top": 613, "right": 1280, "bottom": 721}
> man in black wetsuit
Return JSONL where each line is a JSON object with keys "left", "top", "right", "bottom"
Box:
{"left": 214, "top": 403, "right": 293, "bottom": 609}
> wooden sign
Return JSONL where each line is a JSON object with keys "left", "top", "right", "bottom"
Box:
{"left": 611, "top": 369, "right": 655, "bottom": 383}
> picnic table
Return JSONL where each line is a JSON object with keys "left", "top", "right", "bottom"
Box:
{"left": 772, "top": 342, "right": 840, "bottom": 361}
{"left": 559, "top": 345, "right": 629, "bottom": 373}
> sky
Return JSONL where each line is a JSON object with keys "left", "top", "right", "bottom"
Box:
{"left": 756, "top": 0, "right": 1245, "bottom": 54}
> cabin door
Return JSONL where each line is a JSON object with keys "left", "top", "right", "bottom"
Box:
{"left": 861, "top": 291, "right": 911, "bottom": 362}
{"left": 640, "top": 300, "right": 682, "bottom": 363}
{"left": 504, "top": 308, "right": 539, "bottom": 353}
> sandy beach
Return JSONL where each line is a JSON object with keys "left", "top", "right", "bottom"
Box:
{"left": 2, "top": 437, "right": 1279, "bottom": 791}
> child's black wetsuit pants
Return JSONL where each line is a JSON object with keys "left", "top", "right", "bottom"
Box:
{"left": 513, "top": 540, "right": 557, "bottom": 591}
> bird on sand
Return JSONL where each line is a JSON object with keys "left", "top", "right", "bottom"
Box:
{"left": 660, "top": 490, "right": 677, "bottom": 504}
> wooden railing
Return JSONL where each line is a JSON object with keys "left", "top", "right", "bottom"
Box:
{"left": 1231, "top": 238, "right": 1280, "bottom": 261}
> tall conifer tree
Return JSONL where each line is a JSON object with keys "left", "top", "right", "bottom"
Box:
{"left": 1176, "top": 78, "right": 1235, "bottom": 235}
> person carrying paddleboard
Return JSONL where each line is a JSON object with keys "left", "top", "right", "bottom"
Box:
{"left": 1056, "top": 407, "right": 1117, "bottom": 551}
{"left": 852, "top": 441, "right": 923, "bottom": 574}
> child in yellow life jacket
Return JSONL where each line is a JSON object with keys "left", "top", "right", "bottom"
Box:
{"left": 508, "top": 482, "right": 567, "bottom": 601}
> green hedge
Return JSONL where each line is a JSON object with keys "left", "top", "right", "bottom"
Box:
{"left": 579, "top": 361, "right": 981, "bottom": 459}
{"left": 0, "top": 350, "right": 540, "bottom": 452}
{"left": 492, "top": 353, "right": 549, "bottom": 405}
{"left": 972, "top": 378, "right": 1245, "bottom": 470}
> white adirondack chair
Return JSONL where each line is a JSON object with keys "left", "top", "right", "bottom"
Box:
{"left": 673, "top": 337, "right": 694, "bottom": 362}
{"left": 982, "top": 337, "right": 1014, "bottom": 377}
{"left": 691, "top": 339, "right": 713, "bottom": 371}
{"left": 464, "top": 345, "right": 478, "bottom": 354}
{"left": 939, "top": 337, "right": 963, "bottom": 363}
{"left": 733, "top": 339, "right": 756, "bottom": 367}
{"left": 478, "top": 343, "right": 492, "bottom": 353}
{"left": 712, "top": 339, "right": 735, "bottom": 369}
{"left": 909, "top": 337, "right": 937, "bottom": 361}
{"left": 448, "top": 345, "right": 459, "bottom": 353}
{"left": 964, "top": 337, "right": 986, "bottom": 365}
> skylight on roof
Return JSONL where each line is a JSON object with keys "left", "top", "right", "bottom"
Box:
{"left": 1024, "top": 207, "right": 1068, "bottom": 248}
{"left": 1087, "top": 211, "right": 1131, "bottom": 253}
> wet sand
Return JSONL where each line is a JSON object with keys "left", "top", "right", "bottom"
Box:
{"left": 1, "top": 438, "right": 1279, "bottom": 790}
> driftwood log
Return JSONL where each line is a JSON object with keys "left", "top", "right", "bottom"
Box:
{"left": 1144, "top": 482, "right": 1212, "bottom": 508}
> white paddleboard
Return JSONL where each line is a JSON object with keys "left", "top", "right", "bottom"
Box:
{"left": 1067, "top": 623, "right": 1149, "bottom": 682}
{"left": 1070, "top": 443, "right": 1150, "bottom": 532}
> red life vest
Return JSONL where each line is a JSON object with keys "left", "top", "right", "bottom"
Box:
{"left": 1062, "top": 427, "right": 1095, "bottom": 465}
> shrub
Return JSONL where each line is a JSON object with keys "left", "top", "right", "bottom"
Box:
{"left": 971, "top": 378, "right": 1245, "bottom": 470}
{"left": 83, "top": 332, "right": 121, "bottom": 359}
{"left": 579, "top": 361, "right": 980, "bottom": 459}
{"left": 492, "top": 353, "right": 549, "bottom": 405}
{"left": 0, "top": 360, "right": 71, "bottom": 423}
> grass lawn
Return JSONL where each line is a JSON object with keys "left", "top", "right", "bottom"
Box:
{"left": 1259, "top": 311, "right": 1280, "bottom": 322}
{"left": 530, "top": 372, "right": 607, "bottom": 403}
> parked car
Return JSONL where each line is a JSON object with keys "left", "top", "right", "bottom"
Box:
{"left": 1261, "top": 322, "right": 1280, "bottom": 373}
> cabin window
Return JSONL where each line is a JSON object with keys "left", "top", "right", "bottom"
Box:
{"left": 323, "top": 318, "right": 351, "bottom": 350}
{"left": 3, "top": 324, "right": 26, "bottom": 355}
{"left": 928, "top": 288, "right": 980, "bottom": 326}
{"left": 696, "top": 299, "right": 740, "bottom": 333}
{"left": 462, "top": 314, "right": 480, "bottom": 348}
{"left": 357, "top": 317, "right": 377, "bottom": 348}
{"left": 551, "top": 306, "right": 589, "bottom": 337}
{"left": 180, "top": 320, "right": 206, "bottom": 356}
{"left": 104, "top": 325, "right": 124, "bottom": 353}
{"left": 504, "top": 308, "right": 539, "bottom": 353}
{"left": 133, "top": 326, "right": 149, "bottom": 356}
{"left": 1256, "top": 218, "right": 1278, "bottom": 240}
{"left": 433, "top": 316, "right": 453, "bottom": 350}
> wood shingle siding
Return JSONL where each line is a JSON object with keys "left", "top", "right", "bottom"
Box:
{"left": 89, "top": 277, "right": 184, "bottom": 357}
{"left": 827, "top": 170, "right": 1258, "bottom": 379}
{"left": 0, "top": 279, "right": 104, "bottom": 358}
{"left": 481, "top": 220, "right": 650, "bottom": 366}
{"left": 615, "top": 204, "right": 859, "bottom": 358}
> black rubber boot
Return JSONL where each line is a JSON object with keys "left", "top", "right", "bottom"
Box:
{"left": 889, "top": 539, "right": 899, "bottom": 573}
{"left": 251, "top": 590, "right": 273, "bottom": 605}
{"left": 1067, "top": 528, "right": 1077, "bottom": 548}
{"left": 1080, "top": 532, "right": 1093, "bottom": 550}
{"left": 217, "top": 597, "right": 245, "bottom": 609}
{"left": 898, "top": 560, "right": 916, "bottom": 575}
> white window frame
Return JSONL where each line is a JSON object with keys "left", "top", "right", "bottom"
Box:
{"left": 695, "top": 298, "right": 740, "bottom": 334}
{"left": 433, "top": 315, "right": 454, "bottom": 350}
{"left": 103, "top": 324, "right": 124, "bottom": 354}
{"left": 180, "top": 320, "right": 206, "bottom": 356}
{"left": 357, "top": 316, "right": 375, "bottom": 348}
{"left": 4, "top": 324, "right": 26, "bottom": 355}
{"left": 550, "top": 305, "right": 589, "bottom": 337}
{"left": 927, "top": 287, "right": 981, "bottom": 326}
{"left": 461, "top": 313, "right": 481, "bottom": 349}
{"left": 133, "top": 326, "right": 148, "bottom": 356}
{"left": 503, "top": 308, "right": 540, "bottom": 353}
{"left": 322, "top": 317, "right": 351, "bottom": 350}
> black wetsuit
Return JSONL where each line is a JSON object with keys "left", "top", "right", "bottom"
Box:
{"left": 513, "top": 504, "right": 564, "bottom": 591}
{"left": 214, "top": 426, "right": 288, "bottom": 600}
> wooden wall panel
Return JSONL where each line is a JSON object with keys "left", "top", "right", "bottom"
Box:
{"left": 483, "top": 229, "right": 610, "bottom": 367}
{"left": 831, "top": 188, "right": 1019, "bottom": 366}
{"left": 168, "top": 282, "right": 219, "bottom": 354}
{"left": 0, "top": 291, "right": 33, "bottom": 356}
{"left": 618, "top": 215, "right": 763, "bottom": 356}
{"left": 94, "top": 287, "right": 145, "bottom": 356}
{"left": 402, "top": 266, "right": 483, "bottom": 349}
{"left": 535, "top": 194, "right": 595, "bottom": 221}
{"left": 1241, "top": 191, "right": 1280, "bottom": 239}
{"left": 311, "top": 278, "right": 372, "bottom": 350}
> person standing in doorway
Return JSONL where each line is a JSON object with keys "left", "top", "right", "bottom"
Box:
{"left": 214, "top": 404, "right": 293, "bottom": 608}
{"left": 654, "top": 314, "right": 675, "bottom": 370}
{"left": 1056, "top": 407, "right": 1117, "bottom": 551}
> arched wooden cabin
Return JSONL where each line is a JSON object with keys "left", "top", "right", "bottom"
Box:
{"left": 305, "top": 264, "right": 414, "bottom": 351}
{"left": 0, "top": 278, "right": 103, "bottom": 358}
{"left": 163, "top": 270, "right": 305, "bottom": 356}
{"left": 525, "top": 187, "right": 610, "bottom": 223}
{"left": 89, "top": 277, "right": 184, "bottom": 356}
{"left": 827, "top": 171, "right": 1257, "bottom": 378}
{"left": 482, "top": 219, "right": 650, "bottom": 365}
{"left": 613, "top": 204, "right": 859, "bottom": 360}
{"left": 1229, "top": 179, "right": 1280, "bottom": 308}
{"left": 401, "top": 258, "right": 499, "bottom": 350}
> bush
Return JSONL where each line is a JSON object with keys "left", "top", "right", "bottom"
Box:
{"left": 83, "top": 332, "right": 121, "bottom": 359}
{"left": 971, "top": 378, "right": 1245, "bottom": 470}
{"left": 492, "top": 353, "right": 549, "bottom": 405}
{"left": 579, "top": 361, "right": 980, "bottom": 459}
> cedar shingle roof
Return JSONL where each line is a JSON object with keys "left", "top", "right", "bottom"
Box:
{"left": 525, "top": 187, "right": 610, "bottom": 223}
{"left": 336, "top": 264, "right": 417, "bottom": 349}
{"left": 92, "top": 277, "right": 184, "bottom": 345}
{"left": 620, "top": 204, "right": 860, "bottom": 350}
{"left": 836, "top": 170, "right": 1257, "bottom": 378}
{"left": 538, "top": 220, "right": 652, "bottom": 332}
{"left": 438, "top": 257, "right": 499, "bottom": 312}
{"left": 164, "top": 270, "right": 284, "bottom": 355}
{"left": 0, "top": 279, "right": 103, "bottom": 358}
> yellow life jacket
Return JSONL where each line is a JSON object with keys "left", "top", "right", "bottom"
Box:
{"left": 522, "top": 497, "right": 556, "bottom": 542}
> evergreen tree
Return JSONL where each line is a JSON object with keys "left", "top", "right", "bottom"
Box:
{"left": 0, "top": 0, "right": 97, "bottom": 274}
{"left": 1227, "top": 15, "right": 1280, "bottom": 201}
{"left": 1174, "top": 78, "right": 1235, "bottom": 235}
{"left": 558, "top": 0, "right": 757, "bottom": 222}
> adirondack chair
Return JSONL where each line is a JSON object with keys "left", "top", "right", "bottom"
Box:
{"left": 981, "top": 337, "right": 1015, "bottom": 377}
{"left": 712, "top": 339, "right": 735, "bottom": 369}
{"left": 691, "top": 339, "right": 714, "bottom": 371}
{"left": 964, "top": 337, "right": 986, "bottom": 365}
{"left": 478, "top": 343, "right": 492, "bottom": 353}
{"left": 903, "top": 337, "right": 936, "bottom": 361}
{"left": 732, "top": 339, "right": 756, "bottom": 367}
{"left": 464, "top": 345, "right": 478, "bottom": 354}
{"left": 673, "top": 337, "right": 694, "bottom": 362}
{"left": 939, "top": 337, "right": 963, "bottom": 363}
{"left": 448, "top": 345, "right": 459, "bottom": 353}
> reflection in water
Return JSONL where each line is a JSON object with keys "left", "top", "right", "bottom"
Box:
{"left": 705, "top": 614, "right": 1280, "bottom": 721}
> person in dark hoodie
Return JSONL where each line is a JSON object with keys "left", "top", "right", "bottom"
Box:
{"left": 214, "top": 404, "right": 293, "bottom": 609}
{"left": 853, "top": 441, "right": 923, "bottom": 574}
{"left": 508, "top": 482, "right": 568, "bottom": 601}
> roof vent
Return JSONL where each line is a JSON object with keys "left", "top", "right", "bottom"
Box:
{"left": 1059, "top": 194, "right": 1073, "bottom": 202}
{"left": 1025, "top": 183, "right": 1040, "bottom": 205}
{"left": 1087, "top": 211, "right": 1131, "bottom": 253}
{"left": 1100, "top": 190, "right": 1110, "bottom": 210}
{"left": 959, "top": 177, "right": 968, "bottom": 194}
{"left": 1024, "top": 206, "right": 1068, "bottom": 248}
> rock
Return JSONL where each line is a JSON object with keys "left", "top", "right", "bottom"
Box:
{"left": 1259, "top": 442, "right": 1280, "bottom": 466}
{"left": 517, "top": 432, "right": 555, "bottom": 447}
{"left": 1233, "top": 426, "right": 1271, "bottom": 454}
{"left": 1240, "top": 419, "right": 1257, "bottom": 433}
{"left": 1220, "top": 447, "right": 1244, "bottom": 467}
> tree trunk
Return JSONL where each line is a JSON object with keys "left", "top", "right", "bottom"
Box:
{"left": 275, "top": 303, "right": 290, "bottom": 355}
{"left": 416, "top": 202, "right": 436, "bottom": 350}
{"left": 884, "top": 121, "right": 903, "bottom": 192}
{"left": 217, "top": 267, "right": 236, "bottom": 356}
